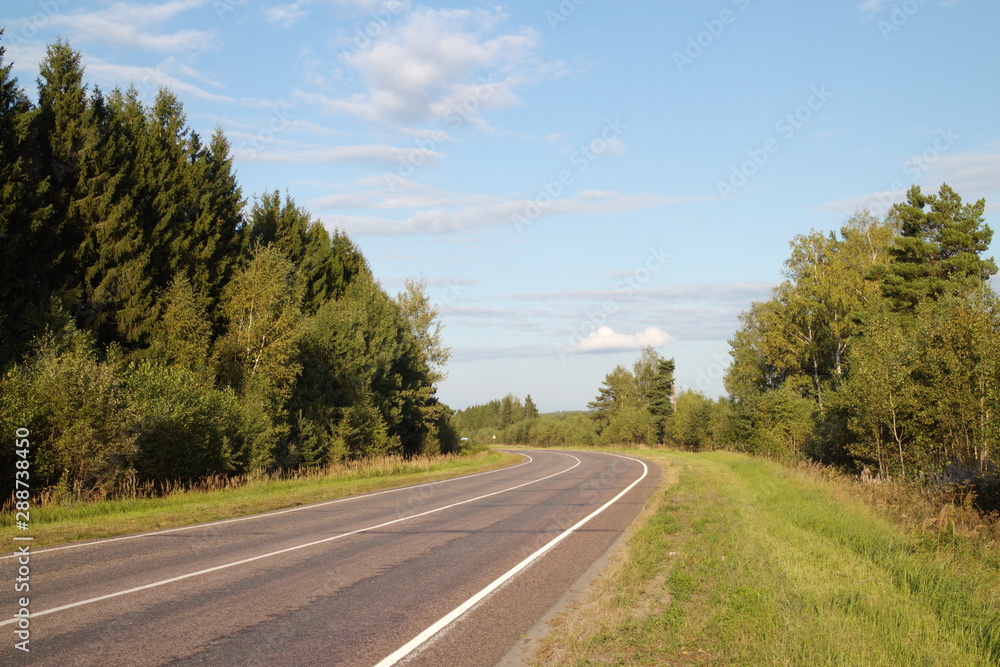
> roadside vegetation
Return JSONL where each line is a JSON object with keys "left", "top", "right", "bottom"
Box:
{"left": 0, "top": 37, "right": 460, "bottom": 506}
{"left": 460, "top": 183, "right": 1000, "bottom": 663}
{"left": 533, "top": 449, "right": 1000, "bottom": 666}
{"left": 458, "top": 184, "right": 999, "bottom": 513}
{"left": 0, "top": 450, "right": 515, "bottom": 548}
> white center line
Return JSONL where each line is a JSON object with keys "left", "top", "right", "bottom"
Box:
{"left": 0, "top": 452, "right": 581, "bottom": 626}
{"left": 1, "top": 453, "right": 532, "bottom": 560}
{"left": 374, "top": 452, "right": 649, "bottom": 667}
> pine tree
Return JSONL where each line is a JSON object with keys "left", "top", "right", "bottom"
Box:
{"left": 878, "top": 184, "right": 996, "bottom": 311}
{"left": 648, "top": 358, "right": 676, "bottom": 443}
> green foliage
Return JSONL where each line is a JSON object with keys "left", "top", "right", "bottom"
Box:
{"left": 0, "top": 322, "right": 135, "bottom": 496}
{"left": 587, "top": 350, "right": 675, "bottom": 446}
{"left": 648, "top": 356, "right": 676, "bottom": 442}
{"left": 723, "top": 193, "right": 998, "bottom": 503}
{"left": 215, "top": 246, "right": 302, "bottom": 410}
{"left": 452, "top": 393, "right": 539, "bottom": 437}
{"left": 841, "top": 304, "right": 921, "bottom": 476}
{"left": 0, "top": 40, "right": 457, "bottom": 499}
{"left": 0, "top": 30, "right": 50, "bottom": 370}
{"left": 397, "top": 278, "right": 451, "bottom": 383}
{"left": 877, "top": 184, "right": 997, "bottom": 312}
{"left": 667, "top": 390, "right": 729, "bottom": 451}
{"left": 127, "top": 362, "right": 239, "bottom": 482}
{"left": 147, "top": 276, "right": 213, "bottom": 379}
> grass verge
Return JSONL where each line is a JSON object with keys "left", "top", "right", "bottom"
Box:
{"left": 1, "top": 450, "right": 519, "bottom": 549}
{"left": 533, "top": 449, "right": 1000, "bottom": 666}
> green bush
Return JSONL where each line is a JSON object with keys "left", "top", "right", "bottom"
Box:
{"left": 127, "top": 362, "right": 242, "bottom": 482}
{"left": 0, "top": 325, "right": 135, "bottom": 497}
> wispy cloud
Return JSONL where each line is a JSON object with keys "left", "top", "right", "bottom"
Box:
{"left": 816, "top": 143, "right": 1000, "bottom": 214}
{"left": 83, "top": 58, "right": 279, "bottom": 108}
{"left": 48, "top": 0, "right": 217, "bottom": 53}
{"left": 234, "top": 142, "right": 444, "bottom": 166}
{"left": 318, "top": 190, "right": 677, "bottom": 235}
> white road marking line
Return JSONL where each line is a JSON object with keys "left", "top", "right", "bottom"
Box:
{"left": 0, "top": 453, "right": 581, "bottom": 626}
{"left": 1, "top": 453, "right": 532, "bottom": 560}
{"left": 375, "top": 452, "right": 649, "bottom": 667}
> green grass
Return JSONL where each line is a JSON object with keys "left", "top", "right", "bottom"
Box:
{"left": 535, "top": 449, "right": 1000, "bottom": 666}
{"left": 1, "top": 450, "right": 519, "bottom": 549}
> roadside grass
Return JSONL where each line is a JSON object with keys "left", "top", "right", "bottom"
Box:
{"left": 534, "top": 449, "right": 1000, "bottom": 666}
{"left": 0, "top": 450, "right": 518, "bottom": 549}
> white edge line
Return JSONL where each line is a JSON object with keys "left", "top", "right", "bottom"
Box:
{"left": 0, "top": 453, "right": 581, "bottom": 627}
{"left": 374, "top": 452, "right": 649, "bottom": 667}
{"left": 1, "top": 453, "right": 533, "bottom": 560}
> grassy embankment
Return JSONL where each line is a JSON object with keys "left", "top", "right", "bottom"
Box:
{"left": 0, "top": 450, "right": 518, "bottom": 549}
{"left": 535, "top": 449, "right": 1000, "bottom": 666}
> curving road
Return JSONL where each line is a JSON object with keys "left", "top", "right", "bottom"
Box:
{"left": 3, "top": 449, "right": 658, "bottom": 666}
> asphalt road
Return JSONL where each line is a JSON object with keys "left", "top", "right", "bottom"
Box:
{"left": 3, "top": 449, "right": 658, "bottom": 666}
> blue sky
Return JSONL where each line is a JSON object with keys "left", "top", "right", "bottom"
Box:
{"left": 3, "top": 0, "right": 999, "bottom": 412}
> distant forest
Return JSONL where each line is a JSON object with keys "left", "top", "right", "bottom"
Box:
{"left": 460, "top": 184, "right": 1000, "bottom": 508}
{"left": 0, "top": 36, "right": 457, "bottom": 500}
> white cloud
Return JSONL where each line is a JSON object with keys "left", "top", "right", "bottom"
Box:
{"left": 576, "top": 326, "right": 673, "bottom": 352}
{"left": 263, "top": 4, "right": 307, "bottom": 28}
{"left": 310, "top": 6, "right": 559, "bottom": 131}
{"left": 48, "top": 0, "right": 216, "bottom": 53}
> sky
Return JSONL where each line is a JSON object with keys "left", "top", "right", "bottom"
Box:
{"left": 3, "top": 0, "right": 999, "bottom": 412}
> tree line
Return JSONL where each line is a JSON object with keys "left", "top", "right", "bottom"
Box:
{"left": 454, "top": 347, "right": 679, "bottom": 448}
{"left": 464, "top": 184, "right": 998, "bottom": 507}
{"left": 0, "top": 36, "right": 456, "bottom": 500}
{"left": 724, "top": 184, "right": 997, "bottom": 501}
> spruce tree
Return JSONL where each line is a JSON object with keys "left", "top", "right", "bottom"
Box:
{"left": 0, "top": 30, "right": 48, "bottom": 368}
{"left": 32, "top": 39, "right": 93, "bottom": 316}
{"left": 186, "top": 126, "right": 244, "bottom": 320}
{"left": 76, "top": 87, "right": 154, "bottom": 347}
